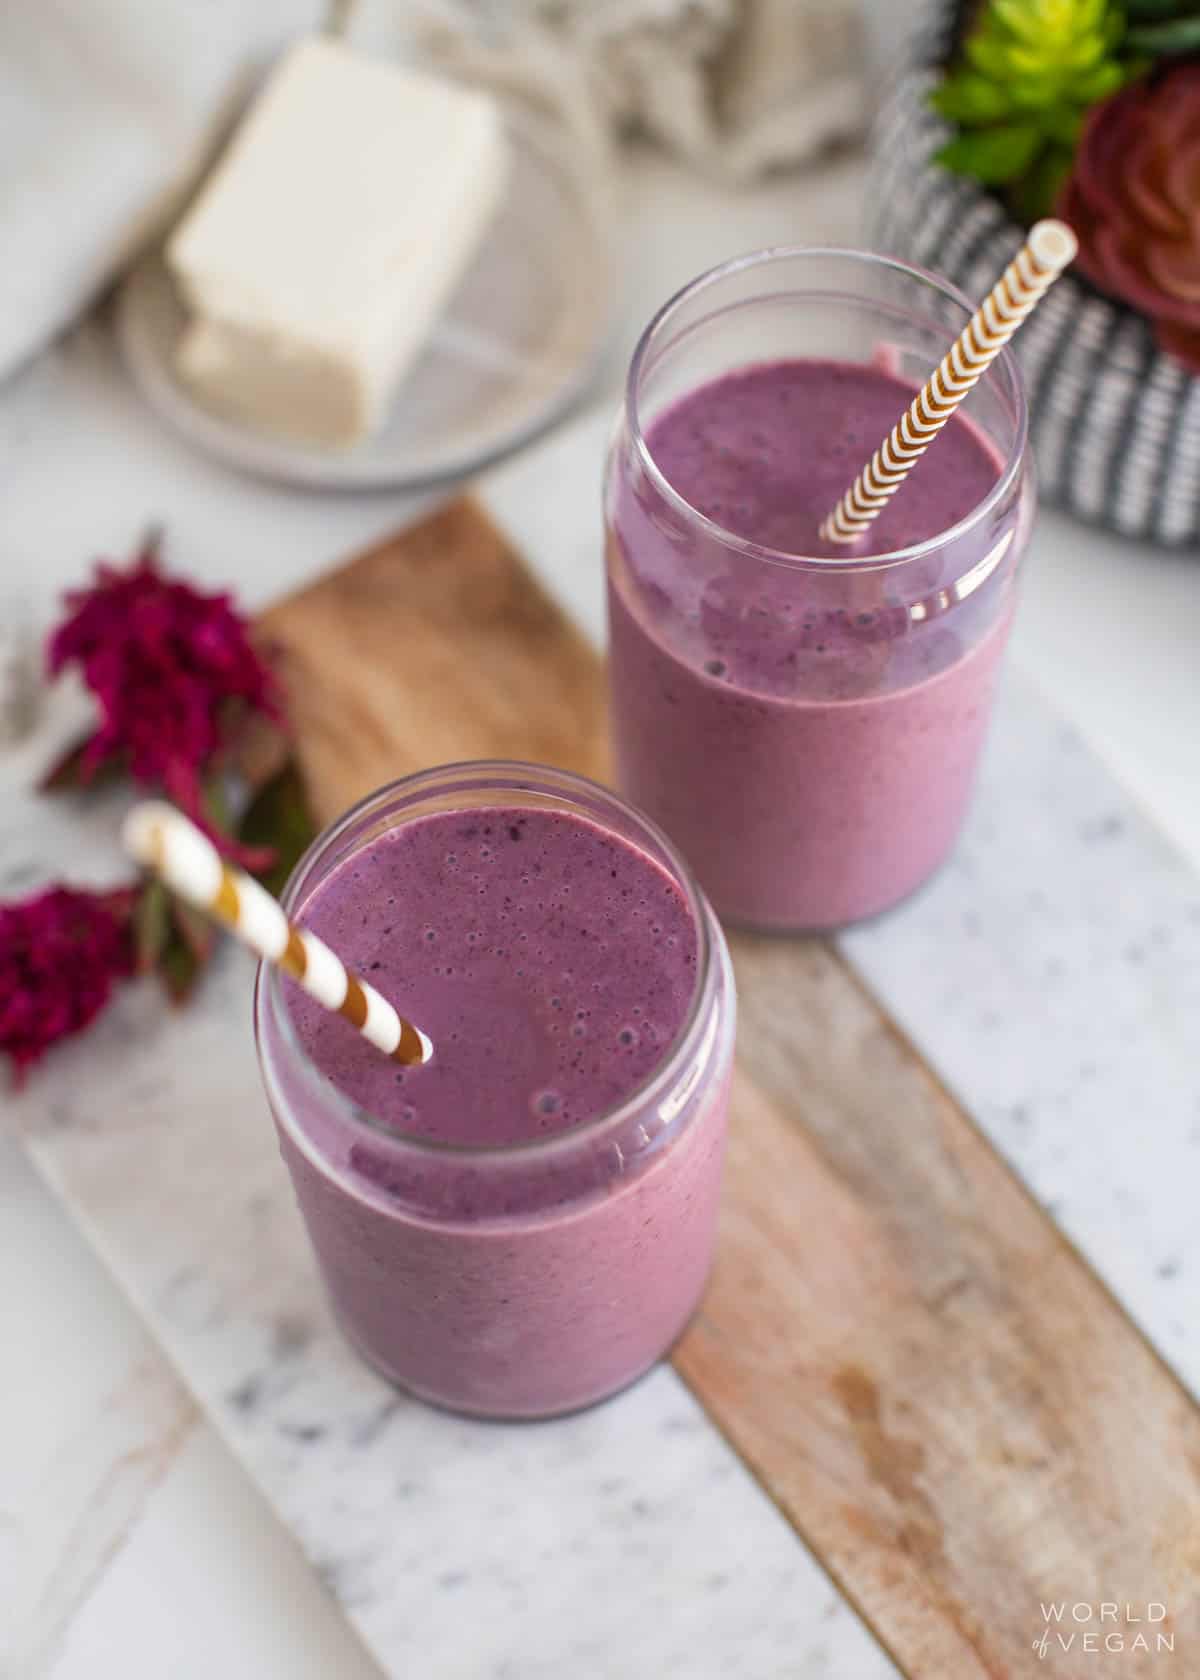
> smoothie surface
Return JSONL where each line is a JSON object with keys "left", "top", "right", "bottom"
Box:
{"left": 646, "top": 357, "right": 1002, "bottom": 560}
{"left": 286, "top": 806, "right": 699, "bottom": 1148}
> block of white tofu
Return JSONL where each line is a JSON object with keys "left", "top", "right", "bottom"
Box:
{"left": 166, "top": 37, "right": 509, "bottom": 448}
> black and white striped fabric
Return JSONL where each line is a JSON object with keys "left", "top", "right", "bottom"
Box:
{"left": 866, "top": 0, "right": 1200, "bottom": 549}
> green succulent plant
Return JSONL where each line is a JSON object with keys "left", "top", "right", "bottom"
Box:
{"left": 1124, "top": 0, "right": 1200, "bottom": 57}
{"left": 931, "top": 0, "right": 1134, "bottom": 219}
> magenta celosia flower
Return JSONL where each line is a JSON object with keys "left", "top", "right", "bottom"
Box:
{"left": 46, "top": 536, "right": 279, "bottom": 816}
{"left": 0, "top": 885, "right": 136, "bottom": 1080}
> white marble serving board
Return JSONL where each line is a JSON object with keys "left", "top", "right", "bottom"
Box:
{"left": 844, "top": 685, "right": 1200, "bottom": 1394}
{"left": 2, "top": 413, "right": 899, "bottom": 1675}
{"left": 6, "top": 404, "right": 1200, "bottom": 1680}
{"left": 0, "top": 1136, "right": 198, "bottom": 1679}
{"left": 494, "top": 417, "right": 1200, "bottom": 1407}
{"left": 3, "top": 836, "right": 896, "bottom": 1680}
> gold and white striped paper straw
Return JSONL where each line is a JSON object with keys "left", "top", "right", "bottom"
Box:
{"left": 820, "top": 219, "right": 1077, "bottom": 547}
{"left": 123, "top": 801, "right": 432, "bottom": 1065}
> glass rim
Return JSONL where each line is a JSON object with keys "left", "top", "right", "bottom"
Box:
{"left": 625, "top": 244, "right": 1030, "bottom": 575}
{"left": 254, "top": 759, "right": 720, "bottom": 1166}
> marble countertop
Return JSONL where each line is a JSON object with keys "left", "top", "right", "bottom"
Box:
{"left": 3, "top": 142, "right": 1199, "bottom": 1680}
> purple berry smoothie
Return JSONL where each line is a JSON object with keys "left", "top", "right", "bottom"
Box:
{"left": 255, "top": 776, "right": 734, "bottom": 1419}
{"left": 607, "top": 357, "right": 1024, "bottom": 929}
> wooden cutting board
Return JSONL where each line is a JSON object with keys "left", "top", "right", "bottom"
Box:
{"left": 260, "top": 498, "right": 1200, "bottom": 1677}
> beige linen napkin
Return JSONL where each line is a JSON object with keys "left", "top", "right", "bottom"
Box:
{"left": 347, "top": 0, "right": 866, "bottom": 183}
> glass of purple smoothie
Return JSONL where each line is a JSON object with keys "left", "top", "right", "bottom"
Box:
{"left": 254, "top": 761, "right": 734, "bottom": 1419}
{"left": 605, "top": 247, "right": 1034, "bottom": 931}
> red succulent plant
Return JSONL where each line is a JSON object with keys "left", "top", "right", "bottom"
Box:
{"left": 0, "top": 886, "right": 137, "bottom": 1080}
{"left": 1060, "top": 63, "right": 1200, "bottom": 373}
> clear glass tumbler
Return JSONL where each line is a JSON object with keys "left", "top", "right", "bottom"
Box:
{"left": 605, "top": 248, "right": 1034, "bottom": 931}
{"left": 255, "top": 761, "right": 735, "bottom": 1419}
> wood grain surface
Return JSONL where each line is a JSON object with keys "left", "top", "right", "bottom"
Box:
{"left": 256, "top": 499, "right": 608, "bottom": 826}
{"left": 264, "top": 499, "right": 1200, "bottom": 1677}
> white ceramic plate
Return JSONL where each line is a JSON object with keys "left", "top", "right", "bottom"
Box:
{"left": 116, "top": 105, "right": 612, "bottom": 490}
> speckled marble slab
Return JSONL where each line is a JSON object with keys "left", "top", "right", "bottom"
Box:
{"left": 6, "top": 390, "right": 1199, "bottom": 1676}
{"left": 490, "top": 416, "right": 1200, "bottom": 1419}
{"left": 10, "top": 651, "right": 1200, "bottom": 1680}
{"left": 3, "top": 780, "right": 897, "bottom": 1680}
{"left": 0, "top": 1136, "right": 197, "bottom": 1680}
{"left": 841, "top": 677, "right": 1200, "bottom": 1399}
{"left": 0, "top": 364, "right": 900, "bottom": 1678}
{"left": 487, "top": 418, "right": 1200, "bottom": 1420}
